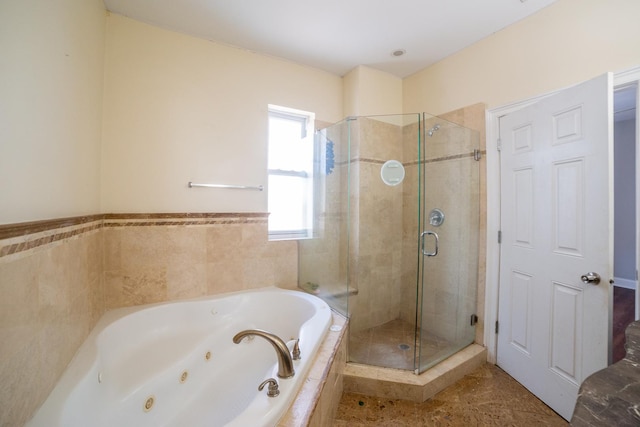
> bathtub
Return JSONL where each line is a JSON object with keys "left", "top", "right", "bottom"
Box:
{"left": 27, "top": 287, "right": 332, "bottom": 427}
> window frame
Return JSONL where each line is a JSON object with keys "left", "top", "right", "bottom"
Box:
{"left": 267, "top": 105, "right": 316, "bottom": 241}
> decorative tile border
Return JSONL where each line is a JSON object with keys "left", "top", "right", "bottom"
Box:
{"left": 354, "top": 157, "right": 386, "bottom": 165}
{"left": 0, "top": 214, "right": 103, "bottom": 240}
{"left": 103, "top": 213, "right": 268, "bottom": 228}
{"left": 0, "top": 213, "right": 269, "bottom": 258}
{"left": 0, "top": 221, "right": 102, "bottom": 258}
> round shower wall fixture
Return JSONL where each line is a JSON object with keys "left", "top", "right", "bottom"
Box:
{"left": 380, "top": 160, "right": 405, "bottom": 186}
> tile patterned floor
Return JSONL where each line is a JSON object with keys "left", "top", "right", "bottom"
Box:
{"left": 334, "top": 364, "right": 568, "bottom": 426}
{"left": 349, "top": 319, "right": 453, "bottom": 370}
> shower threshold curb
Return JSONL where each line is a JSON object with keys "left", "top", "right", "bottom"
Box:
{"left": 343, "top": 343, "right": 486, "bottom": 403}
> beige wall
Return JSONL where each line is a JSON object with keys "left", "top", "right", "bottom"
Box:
{"left": 0, "top": 0, "right": 106, "bottom": 224}
{"left": 3, "top": 0, "right": 639, "bottom": 223}
{"left": 343, "top": 65, "right": 403, "bottom": 118}
{"left": 404, "top": 0, "right": 640, "bottom": 115}
{"left": 101, "top": 14, "right": 343, "bottom": 214}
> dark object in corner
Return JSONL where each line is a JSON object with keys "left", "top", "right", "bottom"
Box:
{"left": 570, "top": 321, "right": 640, "bottom": 426}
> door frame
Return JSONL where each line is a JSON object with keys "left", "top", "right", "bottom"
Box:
{"left": 484, "top": 65, "right": 640, "bottom": 364}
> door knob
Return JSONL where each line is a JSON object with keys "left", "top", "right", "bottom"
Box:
{"left": 580, "top": 272, "right": 601, "bottom": 284}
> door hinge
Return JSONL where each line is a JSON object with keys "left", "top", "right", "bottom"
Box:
{"left": 498, "top": 230, "right": 502, "bottom": 244}
{"left": 470, "top": 314, "right": 479, "bottom": 326}
{"left": 473, "top": 149, "right": 482, "bottom": 161}
{"left": 497, "top": 138, "right": 502, "bottom": 151}
{"left": 495, "top": 321, "right": 499, "bottom": 334}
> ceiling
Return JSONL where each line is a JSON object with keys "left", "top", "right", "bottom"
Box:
{"left": 103, "top": 0, "right": 559, "bottom": 78}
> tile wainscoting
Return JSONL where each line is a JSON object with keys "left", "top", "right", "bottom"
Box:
{"left": 0, "top": 213, "right": 298, "bottom": 426}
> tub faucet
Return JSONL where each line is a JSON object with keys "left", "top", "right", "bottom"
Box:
{"left": 258, "top": 378, "right": 280, "bottom": 397}
{"left": 233, "top": 329, "right": 295, "bottom": 378}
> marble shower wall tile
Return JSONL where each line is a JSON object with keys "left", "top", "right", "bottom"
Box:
{"left": 349, "top": 117, "right": 404, "bottom": 333}
{"left": 103, "top": 219, "right": 297, "bottom": 309}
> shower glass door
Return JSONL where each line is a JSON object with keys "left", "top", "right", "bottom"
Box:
{"left": 416, "top": 114, "right": 481, "bottom": 374}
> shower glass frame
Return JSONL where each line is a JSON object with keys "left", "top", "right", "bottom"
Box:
{"left": 298, "top": 112, "right": 480, "bottom": 375}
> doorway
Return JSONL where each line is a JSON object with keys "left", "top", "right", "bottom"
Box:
{"left": 613, "top": 83, "right": 637, "bottom": 363}
{"left": 496, "top": 74, "right": 612, "bottom": 420}
{"left": 485, "top": 66, "right": 640, "bottom": 420}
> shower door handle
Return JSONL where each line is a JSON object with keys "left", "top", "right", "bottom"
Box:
{"left": 421, "top": 231, "right": 439, "bottom": 257}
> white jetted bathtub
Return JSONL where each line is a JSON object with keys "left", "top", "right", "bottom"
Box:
{"left": 27, "top": 287, "right": 332, "bottom": 427}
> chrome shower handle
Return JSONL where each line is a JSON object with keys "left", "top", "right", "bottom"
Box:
{"left": 421, "top": 231, "right": 439, "bottom": 257}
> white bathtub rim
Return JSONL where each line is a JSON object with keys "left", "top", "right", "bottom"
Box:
{"left": 27, "top": 286, "right": 332, "bottom": 427}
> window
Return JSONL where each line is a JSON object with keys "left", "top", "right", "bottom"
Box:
{"left": 267, "top": 105, "right": 315, "bottom": 240}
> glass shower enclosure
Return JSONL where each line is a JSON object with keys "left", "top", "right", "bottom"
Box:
{"left": 298, "top": 112, "right": 480, "bottom": 374}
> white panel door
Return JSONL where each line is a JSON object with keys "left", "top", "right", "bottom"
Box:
{"left": 497, "top": 74, "right": 613, "bottom": 420}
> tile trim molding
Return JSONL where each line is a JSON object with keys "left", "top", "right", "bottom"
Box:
{"left": 0, "top": 212, "right": 269, "bottom": 258}
{"left": 0, "top": 214, "right": 104, "bottom": 240}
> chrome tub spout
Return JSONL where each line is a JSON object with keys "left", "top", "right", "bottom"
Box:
{"left": 233, "top": 329, "right": 295, "bottom": 379}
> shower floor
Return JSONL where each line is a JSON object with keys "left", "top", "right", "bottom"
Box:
{"left": 349, "top": 319, "right": 455, "bottom": 371}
